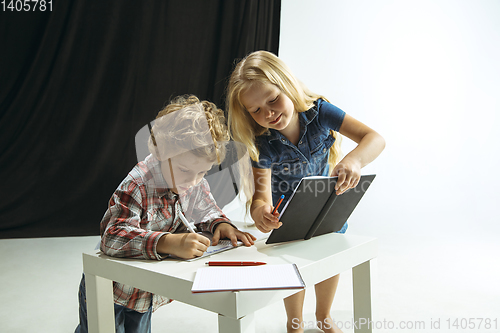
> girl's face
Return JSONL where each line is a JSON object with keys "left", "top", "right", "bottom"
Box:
{"left": 160, "top": 151, "right": 213, "bottom": 194}
{"left": 240, "top": 83, "right": 296, "bottom": 132}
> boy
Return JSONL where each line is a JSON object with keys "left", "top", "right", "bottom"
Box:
{"left": 75, "top": 95, "right": 255, "bottom": 333}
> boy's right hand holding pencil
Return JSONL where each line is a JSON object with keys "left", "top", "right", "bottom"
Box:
{"left": 157, "top": 233, "right": 211, "bottom": 259}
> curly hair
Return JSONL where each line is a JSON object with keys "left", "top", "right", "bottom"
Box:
{"left": 148, "top": 95, "right": 229, "bottom": 164}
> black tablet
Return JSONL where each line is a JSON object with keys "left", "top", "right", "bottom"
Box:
{"left": 265, "top": 174, "right": 376, "bottom": 244}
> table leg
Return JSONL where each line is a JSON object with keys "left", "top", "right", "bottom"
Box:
{"left": 352, "top": 260, "right": 373, "bottom": 333}
{"left": 85, "top": 273, "right": 115, "bottom": 333}
{"left": 218, "top": 313, "right": 255, "bottom": 333}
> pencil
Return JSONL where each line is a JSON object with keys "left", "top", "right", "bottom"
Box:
{"left": 177, "top": 205, "right": 196, "bottom": 233}
{"left": 206, "top": 261, "right": 267, "bottom": 266}
{"left": 272, "top": 194, "right": 285, "bottom": 215}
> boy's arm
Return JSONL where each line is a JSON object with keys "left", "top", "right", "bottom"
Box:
{"left": 157, "top": 232, "right": 210, "bottom": 259}
{"left": 100, "top": 183, "right": 167, "bottom": 260}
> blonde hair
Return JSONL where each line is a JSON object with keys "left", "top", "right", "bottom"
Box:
{"left": 148, "top": 95, "right": 229, "bottom": 164}
{"left": 226, "top": 51, "right": 343, "bottom": 207}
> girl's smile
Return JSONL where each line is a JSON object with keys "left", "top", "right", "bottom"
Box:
{"left": 269, "top": 113, "right": 282, "bottom": 125}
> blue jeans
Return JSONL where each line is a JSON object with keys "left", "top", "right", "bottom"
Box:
{"left": 75, "top": 274, "right": 153, "bottom": 333}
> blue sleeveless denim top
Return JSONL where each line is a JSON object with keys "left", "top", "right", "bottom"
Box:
{"left": 252, "top": 99, "right": 346, "bottom": 206}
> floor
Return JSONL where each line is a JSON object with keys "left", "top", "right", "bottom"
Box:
{"left": 1, "top": 226, "right": 498, "bottom": 333}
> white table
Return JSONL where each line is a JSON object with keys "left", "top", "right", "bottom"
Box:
{"left": 83, "top": 230, "right": 377, "bottom": 333}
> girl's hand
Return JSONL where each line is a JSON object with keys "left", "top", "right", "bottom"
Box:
{"left": 331, "top": 157, "right": 362, "bottom": 195}
{"left": 212, "top": 222, "right": 257, "bottom": 247}
{"left": 253, "top": 204, "right": 282, "bottom": 233}
{"left": 158, "top": 233, "right": 210, "bottom": 259}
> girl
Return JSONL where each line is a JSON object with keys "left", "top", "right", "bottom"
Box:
{"left": 226, "top": 51, "right": 385, "bottom": 333}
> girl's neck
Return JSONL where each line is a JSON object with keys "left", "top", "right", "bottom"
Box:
{"left": 278, "top": 111, "right": 300, "bottom": 146}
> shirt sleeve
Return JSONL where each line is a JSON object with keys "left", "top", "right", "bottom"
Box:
{"left": 100, "top": 180, "right": 167, "bottom": 261}
{"left": 317, "top": 99, "right": 346, "bottom": 132}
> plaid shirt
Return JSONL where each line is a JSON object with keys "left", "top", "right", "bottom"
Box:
{"left": 100, "top": 154, "right": 232, "bottom": 312}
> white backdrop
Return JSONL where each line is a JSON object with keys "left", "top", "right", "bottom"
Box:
{"left": 279, "top": 0, "right": 500, "bottom": 328}
{"left": 280, "top": 0, "right": 500, "bottom": 238}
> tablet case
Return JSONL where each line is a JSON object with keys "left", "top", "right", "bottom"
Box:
{"left": 265, "top": 174, "right": 376, "bottom": 244}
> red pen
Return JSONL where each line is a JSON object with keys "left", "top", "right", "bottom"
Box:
{"left": 272, "top": 194, "right": 285, "bottom": 215}
{"left": 206, "top": 261, "right": 267, "bottom": 266}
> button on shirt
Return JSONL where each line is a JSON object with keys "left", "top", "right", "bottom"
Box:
{"left": 100, "top": 154, "right": 232, "bottom": 312}
{"left": 252, "top": 99, "right": 346, "bottom": 205}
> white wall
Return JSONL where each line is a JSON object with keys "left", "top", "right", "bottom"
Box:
{"left": 280, "top": 0, "right": 500, "bottom": 238}
{"left": 280, "top": 0, "right": 500, "bottom": 325}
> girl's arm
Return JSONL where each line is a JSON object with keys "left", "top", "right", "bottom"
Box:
{"left": 334, "top": 114, "right": 386, "bottom": 194}
{"left": 250, "top": 167, "right": 282, "bottom": 233}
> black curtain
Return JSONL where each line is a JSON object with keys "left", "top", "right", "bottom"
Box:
{"left": 0, "top": 0, "right": 281, "bottom": 238}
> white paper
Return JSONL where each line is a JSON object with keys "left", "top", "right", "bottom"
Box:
{"left": 191, "top": 263, "right": 305, "bottom": 293}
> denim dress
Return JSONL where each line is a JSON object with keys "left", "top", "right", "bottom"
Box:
{"left": 252, "top": 99, "right": 348, "bottom": 233}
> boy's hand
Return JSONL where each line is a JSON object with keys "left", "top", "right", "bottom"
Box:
{"left": 158, "top": 233, "right": 210, "bottom": 259}
{"left": 253, "top": 204, "right": 282, "bottom": 233}
{"left": 212, "top": 222, "right": 257, "bottom": 247}
{"left": 331, "top": 157, "right": 362, "bottom": 195}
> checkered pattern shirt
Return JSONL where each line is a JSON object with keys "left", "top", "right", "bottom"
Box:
{"left": 100, "top": 154, "right": 232, "bottom": 312}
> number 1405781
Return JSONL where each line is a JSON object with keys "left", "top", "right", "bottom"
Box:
{"left": 2, "top": 0, "right": 52, "bottom": 12}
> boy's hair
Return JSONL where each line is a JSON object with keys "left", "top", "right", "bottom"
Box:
{"left": 148, "top": 95, "right": 229, "bottom": 164}
{"left": 226, "top": 50, "right": 343, "bottom": 172}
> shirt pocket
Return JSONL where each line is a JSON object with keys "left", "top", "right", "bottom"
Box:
{"left": 310, "top": 131, "right": 334, "bottom": 156}
{"left": 146, "top": 207, "right": 172, "bottom": 232}
{"left": 309, "top": 133, "right": 335, "bottom": 175}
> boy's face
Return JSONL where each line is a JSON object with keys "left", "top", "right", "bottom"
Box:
{"left": 160, "top": 151, "right": 214, "bottom": 194}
